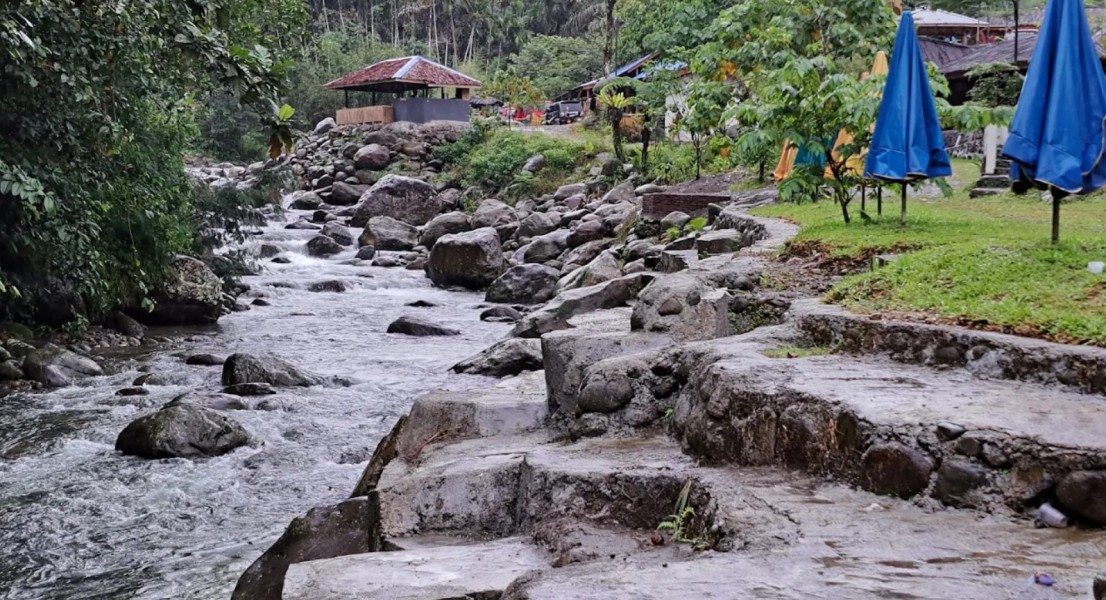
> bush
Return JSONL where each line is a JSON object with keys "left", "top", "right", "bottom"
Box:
{"left": 646, "top": 143, "right": 699, "bottom": 184}
{"left": 438, "top": 127, "right": 592, "bottom": 199}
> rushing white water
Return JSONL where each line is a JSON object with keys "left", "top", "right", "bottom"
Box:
{"left": 0, "top": 206, "right": 509, "bottom": 599}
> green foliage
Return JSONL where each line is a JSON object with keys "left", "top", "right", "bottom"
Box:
{"left": 512, "top": 35, "right": 604, "bottom": 98}
{"left": 439, "top": 127, "right": 590, "bottom": 197}
{"left": 966, "top": 62, "right": 1025, "bottom": 108}
{"left": 483, "top": 69, "right": 546, "bottom": 112}
{"left": 686, "top": 216, "right": 709, "bottom": 232}
{"left": 656, "top": 480, "right": 697, "bottom": 543}
{"left": 618, "top": 0, "right": 741, "bottom": 57}
{"left": 646, "top": 143, "right": 700, "bottom": 184}
{"left": 0, "top": 0, "right": 296, "bottom": 325}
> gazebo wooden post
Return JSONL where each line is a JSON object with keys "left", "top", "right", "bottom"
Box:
{"left": 344, "top": 90, "right": 349, "bottom": 108}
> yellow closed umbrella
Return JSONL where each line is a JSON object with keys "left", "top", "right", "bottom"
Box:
{"left": 773, "top": 139, "right": 799, "bottom": 183}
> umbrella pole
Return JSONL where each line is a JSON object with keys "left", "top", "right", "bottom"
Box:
{"left": 900, "top": 184, "right": 907, "bottom": 227}
{"left": 861, "top": 185, "right": 867, "bottom": 211}
{"left": 877, "top": 186, "right": 883, "bottom": 216}
{"left": 1052, "top": 195, "right": 1061, "bottom": 244}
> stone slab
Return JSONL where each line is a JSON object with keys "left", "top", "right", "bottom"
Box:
{"left": 283, "top": 537, "right": 548, "bottom": 600}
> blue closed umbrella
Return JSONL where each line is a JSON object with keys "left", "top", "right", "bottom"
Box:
{"left": 1004, "top": 0, "right": 1106, "bottom": 243}
{"left": 865, "top": 11, "right": 952, "bottom": 226}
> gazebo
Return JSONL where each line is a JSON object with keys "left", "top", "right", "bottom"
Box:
{"left": 325, "top": 56, "right": 482, "bottom": 125}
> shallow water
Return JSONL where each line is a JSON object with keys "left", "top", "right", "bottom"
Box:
{"left": 0, "top": 207, "right": 508, "bottom": 599}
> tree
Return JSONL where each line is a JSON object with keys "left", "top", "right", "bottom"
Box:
{"left": 512, "top": 35, "right": 604, "bottom": 98}
{"left": 482, "top": 70, "right": 545, "bottom": 128}
{"left": 693, "top": 0, "right": 896, "bottom": 221}
{"left": 966, "top": 62, "right": 1025, "bottom": 108}
{"left": 0, "top": 0, "right": 301, "bottom": 323}
{"left": 680, "top": 80, "right": 731, "bottom": 180}
{"left": 597, "top": 83, "right": 635, "bottom": 163}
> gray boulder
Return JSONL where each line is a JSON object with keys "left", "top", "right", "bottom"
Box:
{"left": 290, "top": 192, "right": 322, "bottom": 211}
{"left": 136, "top": 256, "right": 223, "bottom": 326}
{"left": 660, "top": 211, "right": 691, "bottom": 230}
{"left": 554, "top": 183, "right": 587, "bottom": 201}
{"left": 352, "top": 144, "right": 391, "bottom": 171}
{"left": 419, "top": 211, "right": 471, "bottom": 249}
{"left": 115, "top": 400, "right": 253, "bottom": 459}
{"left": 486, "top": 264, "right": 560, "bottom": 305}
{"left": 306, "top": 235, "right": 343, "bottom": 257}
{"left": 471, "top": 199, "right": 518, "bottom": 238}
{"left": 359, "top": 216, "right": 417, "bottom": 251}
{"left": 567, "top": 219, "right": 604, "bottom": 247}
{"left": 312, "top": 117, "right": 336, "bottom": 135}
{"left": 230, "top": 498, "right": 379, "bottom": 600}
{"left": 1057, "top": 471, "right": 1106, "bottom": 526}
{"left": 523, "top": 230, "right": 570, "bottom": 264}
{"left": 222, "top": 353, "right": 322, "bottom": 387}
{"left": 522, "top": 154, "right": 546, "bottom": 173}
{"left": 452, "top": 338, "right": 542, "bottom": 377}
{"left": 558, "top": 250, "right": 622, "bottom": 291}
{"left": 386, "top": 316, "right": 460, "bottom": 337}
{"left": 321, "top": 222, "right": 354, "bottom": 247}
{"left": 517, "top": 212, "right": 556, "bottom": 238}
{"left": 426, "top": 227, "right": 505, "bottom": 290}
{"left": 351, "top": 175, "right": 440, "bottom": 227}
{"left": 22, "top": 344, "right": 103, "bottom": 387}
{"left": 329, "top": 182, "right": 368, "bottom": 206}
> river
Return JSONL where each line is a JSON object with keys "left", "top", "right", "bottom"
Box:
{"left": 0, "top": 204, "right": 508, "bottom": 599}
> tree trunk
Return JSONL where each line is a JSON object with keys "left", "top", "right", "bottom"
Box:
{"left": 695, "top": 137, "right": 702, "bottom": 180}
{"left": 612, "top": 112, "right": 625, "bottom": 163}
{"left": 603, "top": 0, "right": 616, "bottom": 74}
{"left": 641, "top": 122, "right": 651, "bottom": 174}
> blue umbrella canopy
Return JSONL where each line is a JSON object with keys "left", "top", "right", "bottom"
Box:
{"left": 865, "top": 11, "right": 952, "bottom": 185}
{"left": 1004, "top": 0, "right": 1106, "bottom": 196}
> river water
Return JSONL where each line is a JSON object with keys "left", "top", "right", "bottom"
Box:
{"left": 0, "top": 205, "right": 508, "bottom": 599}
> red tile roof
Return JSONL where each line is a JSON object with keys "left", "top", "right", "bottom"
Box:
{"left": 325, "top": 56, "right": 482, "bottom": 90}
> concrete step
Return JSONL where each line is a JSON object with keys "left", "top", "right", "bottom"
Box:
{"left": 970, "top": 187, "right": 1008, "bottom": 198}
{"left": 977, "top": 174, "right": 1011, "bottom": 188}
{"left": 283, "top": 536, "right": 549, "bottom": 600}
{"left": 505, "top": 469, "right": 1106, "bottom": 599}
{"left": 555, "top": 317, "right": 1106, "bottom": 521}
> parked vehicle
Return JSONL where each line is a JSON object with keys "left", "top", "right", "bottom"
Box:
{"left": 544, "top": 101, "right": 584, "bottom": 125}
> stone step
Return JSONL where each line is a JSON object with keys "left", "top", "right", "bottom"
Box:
{"left": 505, "top": 468, "right": 1106, "bottom": 599}
{"left": 977, "top": 174, "right": 1011, "bottom": 188}
{"left": 970, "top": 187, "right": 1008, "bottom": 198}
{"left": 557, "top": 319, "right": 1106, "bottom": 522}
{"left": 283, "top": 536, "right": 549, "bottom": 600}
{"left": 376, "top": 434, "right": 704, "bottom": 539}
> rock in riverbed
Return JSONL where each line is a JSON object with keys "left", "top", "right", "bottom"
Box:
{"left": 386, "top": 316, "right": 460, "bottom": 337}
{"left": 486, "top": 264, "right": 559, "bottom": 305}
{"left": 115, "top": 400, "right": 253, "bottom": 459}
{"left": 135, "top": 255, "right": 224, "bottom": 325}
{"left": 452, "top": 338, "right": 542, "bottom": 377}
{"left": 21, "top": 344, "right": 103, "bottom": 387}
{"left": 426, "top": 227, "right": 505, "bottom": 290}
{"left": 222, "top": 353, "right": 322, "bottom": 387}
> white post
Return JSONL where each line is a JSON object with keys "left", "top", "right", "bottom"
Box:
{"left": 983, "top": 124, "right": 999, "bottom": 175}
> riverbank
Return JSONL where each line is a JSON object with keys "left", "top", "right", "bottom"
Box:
{"left": 244, "top": 193, "right": 1106, "bottom": 598}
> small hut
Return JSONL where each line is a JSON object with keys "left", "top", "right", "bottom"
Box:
{"left": 325, "top": 56, "right": 482, "bottom": 125}
{"left": 912, "top": 8, "right": 1015, "bottom": 45}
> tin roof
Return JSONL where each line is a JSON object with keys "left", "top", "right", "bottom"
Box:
{"left": 911, "top": 8, "right": 990, "bottom": 28}
{"left": 325, "top": 56, "right": 482, "bottom": 91}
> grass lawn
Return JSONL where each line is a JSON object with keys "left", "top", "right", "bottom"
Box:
{"left": 751, "top": 159, "right": 1106, "bottom": 346}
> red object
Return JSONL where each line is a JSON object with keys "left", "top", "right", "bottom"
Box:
{"left": 325, "top": 55, "right": 482, "bottom": 90}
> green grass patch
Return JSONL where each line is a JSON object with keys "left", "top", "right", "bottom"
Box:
{"left": 752, "top": 158, "right": 1106, "bottom": 345}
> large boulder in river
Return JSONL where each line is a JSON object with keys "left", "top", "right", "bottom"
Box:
{"left": 350, "top": 175, "right": 440, "bottom": 227}
{"left": 353, "top": 143, "right": 391, "bottom": 170}
{"left": 471, "top": 199, "right": 518, "bottom": 239}
{"left": 452, "top": 338, "right": 542, "bottom": 377}
{"left": 329, "top": 181, "right": 368, "bottom": 206}
{"left": 321, "top": 222, "right": 354, "bottom": 247}
{"left": 222, "top": 353, "right": 322, "bottom": 387}
{"left": 306, "top": 235, "right": 343, "bottom": 257}
{"left": 486, "top": 264, "right": 559, "bottom": 305}
{"left": 21, "top": 344, "right": 103, "bottom": 387}
{"left": 136, "top": 255, "right": 223, "bottom": 325}
{"left": 419, "top": 211, "right": 471, "bottom": 248}
{"left": 425, "top": 227, "right": 505, "bottom": 290}
{"left": 386, "top": 316, "right": 460, "bottom": 337}
{"left": 359, "top": 216, "right": 417, "bottom": 251}
{"left": 115, "top": 399, "right": 253, "bottom": 459}
{"left": 231, "top": 497, "right": 380, "bottom": 600}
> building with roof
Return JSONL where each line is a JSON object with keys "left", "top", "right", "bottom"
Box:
{"left": 912, "top": 7, "right": 1015, "bottom": 45}
{"left": 325, "top": 55, "right": 482, "bottom": 125}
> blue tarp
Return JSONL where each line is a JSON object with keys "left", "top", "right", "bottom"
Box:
{"left": 865, "top": 11, "right": 952, "bottom": 183}
{"left": 1004, "top": 0, "right": 1106, "bottom": 194}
